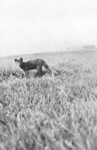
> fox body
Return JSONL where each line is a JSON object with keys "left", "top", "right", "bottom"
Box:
{"left": 14, "top": 57, "right": 51, "bottom": 77}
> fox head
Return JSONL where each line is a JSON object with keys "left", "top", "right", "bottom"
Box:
{"left": 14, "top": 57, "right": 23, "bottom": 65}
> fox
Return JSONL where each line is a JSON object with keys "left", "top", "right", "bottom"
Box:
{"left": 14, "top": 57, "right": 52, "bottom": 77}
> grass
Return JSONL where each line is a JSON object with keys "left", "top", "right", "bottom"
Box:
{"left": 0, "top": 51, "right": 97, "bottom": 149}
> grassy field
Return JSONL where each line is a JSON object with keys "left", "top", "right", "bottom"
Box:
{"left": 0, "top": 50, "right": 97, "bottom": 150}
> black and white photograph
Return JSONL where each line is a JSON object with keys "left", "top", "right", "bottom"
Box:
{"left": 0, "top": 0, "right": 97, "bottom": 149}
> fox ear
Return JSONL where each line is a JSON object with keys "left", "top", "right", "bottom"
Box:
{"left": 14, "top": 59, "right": 18, "bottom": 62}
{"left": 20, "top": 57, "right": 23, "bottom": 62}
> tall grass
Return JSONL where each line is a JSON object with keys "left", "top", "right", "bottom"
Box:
{"left": 0, "top": 55, "right": 97, "bottom": 150}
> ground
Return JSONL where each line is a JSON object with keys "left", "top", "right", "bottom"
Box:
{"left": 0, "top": 50, "right": 97, "bottom": 150}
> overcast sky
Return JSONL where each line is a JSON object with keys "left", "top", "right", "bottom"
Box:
{"left": 0, "top": 0, "right": 97, "bottom": 56}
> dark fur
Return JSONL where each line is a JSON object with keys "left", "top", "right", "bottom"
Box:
{"left": 14, "top": 57, "right": 51, "bottom": 77}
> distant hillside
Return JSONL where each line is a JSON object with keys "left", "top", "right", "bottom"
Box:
{"left": 83, "top": 45, "right": 97, "bottom": 51}
{"left": 68, "top": 45, "right": 97, "bottom": 52}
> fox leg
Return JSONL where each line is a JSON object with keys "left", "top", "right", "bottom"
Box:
{"left": 37, "top": 66, "right": 42, "bottom": 76}
{"left": 25, "top": 71, "right": 29, "bottom": 77}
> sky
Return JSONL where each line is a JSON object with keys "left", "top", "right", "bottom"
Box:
{"left": 0, "top": 0, "right": 97, "bottom": 56}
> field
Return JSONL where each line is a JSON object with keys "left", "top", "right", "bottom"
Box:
{"left": 0, "top": 50, "right": 97, "bottom": 150}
